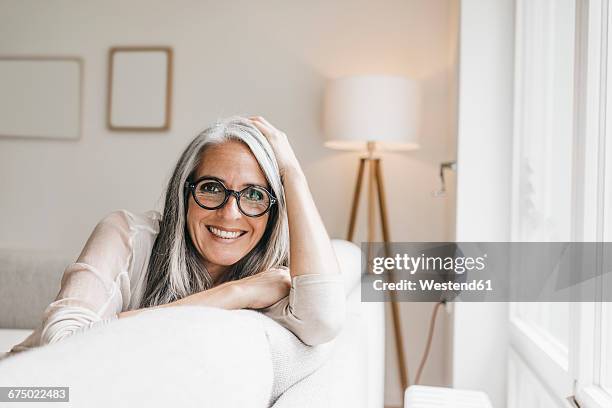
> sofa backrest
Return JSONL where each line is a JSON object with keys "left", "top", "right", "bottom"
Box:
{"left": 0, "top": 249, "right": 72, "bottom": 329}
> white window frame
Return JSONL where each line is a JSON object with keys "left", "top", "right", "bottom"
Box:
{"left": 573, "top": 0, "right": 612, "bottom": 406}
{"left": 510, "top": 1, "right": 612, "bottom": 407}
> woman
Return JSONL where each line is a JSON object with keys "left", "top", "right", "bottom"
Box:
{"left": 9, "top": 115, "right": 345, "bottom": 354}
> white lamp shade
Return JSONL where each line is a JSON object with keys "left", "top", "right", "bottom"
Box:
{"left": 323, "top": 75, "right": 421, "bottom": 151}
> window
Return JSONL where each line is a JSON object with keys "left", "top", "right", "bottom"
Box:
{"left": 510, "top": 0, "right": 575, "bottom": 405}
{"left": 511, "top": 1, "right": 612, "bottom": 407}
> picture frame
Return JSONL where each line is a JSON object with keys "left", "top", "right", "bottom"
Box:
{"left": 107, "top": 46, "right": 173, "bottom": 131}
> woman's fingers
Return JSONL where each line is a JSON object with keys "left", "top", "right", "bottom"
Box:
{"left": 249, "top": 116, "right": 284, "bottom": 137}
{"left": 258, "top": 267, "right": 291, "bottom": 307}
{"left": 250, "top": 119, "right": 271, "bottom": 136}
{"left": 249, "top": 117, "right": 277, "bottom": 139}
{"left": 249, "top": 115, "right": 266, "bottom": 124}
{"left": 251, "top": 115, "right": 274, "bottom": 129}
{"left": 267, "top": 267, "right": 291, "bottom": 287}
{"left": 267, "top": 266, "right": 291, "bottom": 279}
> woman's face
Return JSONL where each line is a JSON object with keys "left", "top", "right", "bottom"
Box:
{"left": 187, "top": 140, "right": 270, "bottom": 281}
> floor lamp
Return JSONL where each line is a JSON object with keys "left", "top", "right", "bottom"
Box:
{"left": 323, "top": 75, "right": 421, "bottom": 393}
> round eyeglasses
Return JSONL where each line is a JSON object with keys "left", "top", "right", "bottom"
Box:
{"left": 185, "top": 177, "right": 277, "bottom": 218}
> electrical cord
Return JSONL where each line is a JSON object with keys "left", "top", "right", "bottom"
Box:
{"left": 414, "top": 300, "right": 445, "bottom": 385}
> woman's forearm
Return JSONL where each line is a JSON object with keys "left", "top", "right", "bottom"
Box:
{"left": 118, "top": 282, "right": 246, "bottom": 319}
{"left": 283, "top": 165, "right": 340, "bottom": 278}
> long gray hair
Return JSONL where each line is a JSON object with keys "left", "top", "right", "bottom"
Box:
{"left": 140, "top": 116, "right": 290, "bottom": 308}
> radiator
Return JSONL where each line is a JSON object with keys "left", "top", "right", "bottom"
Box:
{"left": 404, "top": 385, "right": 493, "bottom": 408}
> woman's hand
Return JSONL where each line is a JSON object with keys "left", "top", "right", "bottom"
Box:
{"left": 249, "top": 116, "right": 301, "bottom": 179}
{"left": 232, "top": 266, "right": 292, "bottom": 309}
{"left": 174, "top": 267, "right": 292, "bottom": 310}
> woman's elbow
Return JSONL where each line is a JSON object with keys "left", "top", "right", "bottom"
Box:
{"left": 297, "top": 305, "right": 346, "bottom": 346}
{"left": 40, "top": 307, "right": 103, "bottom": 346}
{"left": 285, "top": 272, "right": 347, "bottom": 346}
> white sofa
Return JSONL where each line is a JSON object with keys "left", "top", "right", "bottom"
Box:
{"left": 0, "top": 240, "right": 385, "bottom": 408}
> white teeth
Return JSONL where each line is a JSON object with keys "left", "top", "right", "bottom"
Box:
{"left": 208, "top": 226, "right": 243, "bottom": 239}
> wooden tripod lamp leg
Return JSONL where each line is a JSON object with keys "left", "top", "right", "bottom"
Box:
{"left": 367, "top": 159, "right": 376, "bottom": 244}
{"left": 374, "top": 159, "right": 410, "bottom": 392}
{"left": 346, "top": 157, "right": 409, "bottom": 393}
{"left": 347, "top": 158, "right": 366, "bottom": 242}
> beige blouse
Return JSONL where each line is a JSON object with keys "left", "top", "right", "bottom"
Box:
{"left": 9, "top": 210, "right": 345, "bottom": 354}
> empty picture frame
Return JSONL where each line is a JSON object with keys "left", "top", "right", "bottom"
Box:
{"left": 107, "top": 47, "right": 172, "bottom": 131}
{"left": 0, "top": 57, "right": 82, "bottom": 140}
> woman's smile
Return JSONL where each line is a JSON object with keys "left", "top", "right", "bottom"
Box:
{"left": 206, "top": 224, "right": 248, "bottom": 241}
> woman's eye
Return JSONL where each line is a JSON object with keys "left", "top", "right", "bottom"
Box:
{"left": 199, "top": 182, "right": 222, "bottom": 193}
{"left": 244, "top": 188, "right": 264, "bottom": 201}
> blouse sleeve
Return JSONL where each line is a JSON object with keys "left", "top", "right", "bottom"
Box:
{"left": 261, "top": 272, "right": 346, "bottom": 347}
{"left": 38, "top": 210, "right": 137, "bottom": 346}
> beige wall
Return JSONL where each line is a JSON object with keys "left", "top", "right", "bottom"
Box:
{"left": 0, "top": 0, "right": 457, "bottom": 405}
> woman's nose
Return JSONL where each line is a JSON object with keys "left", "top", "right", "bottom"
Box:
{"left": 217, "top": 194, "right": 242, "bottom": 219}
